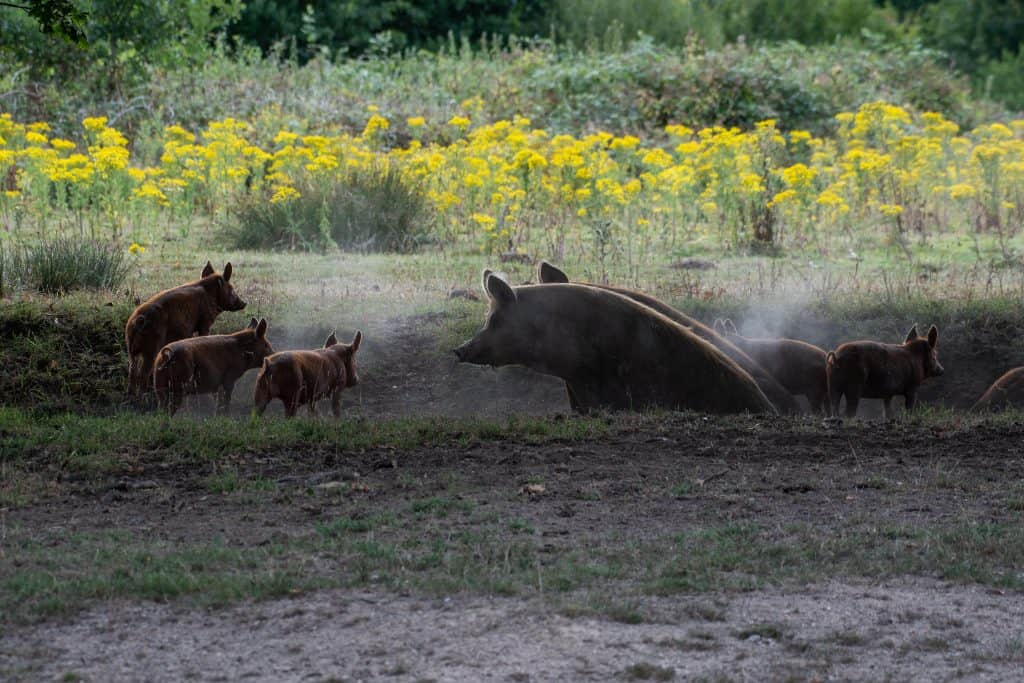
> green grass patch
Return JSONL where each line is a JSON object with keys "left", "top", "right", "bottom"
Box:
{"left": 3, "top": 516, "right": 1024, "bottom": 624}
{"left": 3, "top": 239, "right": 132, "bottom": 295}
{"left": 0, "top": 407, "right": 611, "bottom": 474}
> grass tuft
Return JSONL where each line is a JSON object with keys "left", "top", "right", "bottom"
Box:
{"left": 6, "top": 239, "right": 131, "bottom": 294}
{"left": 226, "top": 168, "right": 430, "bottom": 253}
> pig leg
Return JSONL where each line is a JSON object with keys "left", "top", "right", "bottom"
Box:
{"left": 167, "top": 388, "right": 184, "bottom": 416}
{"left": 138, "top": 353, "right": 157, "bottom": 403}
{"left": 127, "top": 357, "right": 139, "bottom": 397}
{"left": 904, "top": 389, "right": 917, "bottom": 413}
{"left": 308, "top": 399, "right": 319, "bottom": 418}
{"left": 217, "top": 382, "right": 235, "bottom": 416}
{"left": 829, "top": 383, "right": 844, "bottom": 417}
{"left": 883, "top": 397, "right": 894, "bottom": 420}
{"left": 253, "top": 386, "right": 271, "bottom": 416}
{"left": 284, "top": 400, "right": 298, "bottom": 418}
{"left": 331, "top": 391, "right": 342, "bottom": 417}
{"left": 154, "top": 375, "right": 169, "bottom": 411}
{"left": 810, "top": 382, "right": 830, "bottom": 416}
{"left": 843, "top": 386, "right": 861, "bottom": 419}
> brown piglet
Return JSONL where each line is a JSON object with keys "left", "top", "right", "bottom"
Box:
{"left": 826, "top": 325, "right": 944, "bottom": 419}
{"left": 253, "top": 330, "right": 362, "bottom": 418}
{"left": 714, "top": 319, "right": 830, "bottom": 415}
{"left": 125, "top": 261, "right": 246, "bottom": 397}
{"left": 154, "top": 318, "right": 273, "bottom": 415}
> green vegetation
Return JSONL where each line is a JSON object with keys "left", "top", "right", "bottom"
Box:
{"left": 2, "top": 238, "right": 131, "bottom": 293}
{"left": 226, "top": 166, "right": 429, "bottom": 252}
{"left": 0, "top": 406, "right": 611, "bottom": 473}
{"left": 4, "top": 516, "right": 1024, "bottom": 624}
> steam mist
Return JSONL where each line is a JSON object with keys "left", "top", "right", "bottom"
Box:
{"left": 170, "top": 254, "right": 568, "bottom": 419}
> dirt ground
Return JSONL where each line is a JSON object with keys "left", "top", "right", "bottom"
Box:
{"left": 4, "top": 310, "right": 1024, "bottom": 681}
{"left": 4, "top": 409, "right": 1024, "bottom": 681}
{"left": 6, "top": 580, "right": 1024, "bottom": 682}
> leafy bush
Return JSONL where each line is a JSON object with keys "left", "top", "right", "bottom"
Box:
{"left": 2, "top": 37, "right": 995, "bottom": 148}
{"left": 228, "top": 0, "right": 549, "bottom": 59}
{"left": 6, "top": 239, "right": 131, "bottom": 294}
{"left": 226, "top": 167, "right": 430, "bottom": 252}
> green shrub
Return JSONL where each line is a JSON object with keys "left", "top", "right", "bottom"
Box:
{"left": 227, "top": 167, "right": 430, "bottom": 252}
{"left": 0, "top": 36, "right": 1003, "bottom": 146}
{"left": 9, "top": 239, "right": 131, "bottom": 294}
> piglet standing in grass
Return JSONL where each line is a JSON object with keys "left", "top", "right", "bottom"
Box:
{"left": 253, "top": 330, "right": 362, "bottom": 418}
{"left": 125, "top": 261, "right": 247, "bottom": 397}
{"left": 154, "top": 317, "right": 273, "bottom": 416}
{"left": 826, "top": 325, "right": 944, "bottom": 419}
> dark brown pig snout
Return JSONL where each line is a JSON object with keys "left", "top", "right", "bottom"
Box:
{"left": 454, "top": 335, "right": 487, "bottom": 363}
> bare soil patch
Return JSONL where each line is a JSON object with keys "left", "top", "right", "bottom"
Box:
{"left": 4, "top": 581, "right": 1024, "bottom": 682}
{"left": 9, "top": 413, "right": 1024, "bottom": 551}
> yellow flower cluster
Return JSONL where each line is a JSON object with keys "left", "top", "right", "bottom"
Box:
{"left": 1, "top": 102, "right": 1022, "bottom": 255}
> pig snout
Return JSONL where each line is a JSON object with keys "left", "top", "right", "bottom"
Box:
{"left": 453, "top": 339, "right": 480, "bottom": 363}
{"left": 933, "top": 361, "right": 945, "bottom": 377}
{"left": 233, "top": 297, "right": 247, "bottom": 310}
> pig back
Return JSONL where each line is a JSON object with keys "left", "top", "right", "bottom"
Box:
{"left": 973, "top": 367, "right": 1024, "bottom": 411}
{"left": 519, "top": 285, "right": 775, "bottom": 414}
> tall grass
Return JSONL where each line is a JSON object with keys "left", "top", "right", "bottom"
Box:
{"left": 5, "top": 239, "right": 131, "bottom": 294}
{"left": 226, "top": 167, "right": 430, "bottom": 252}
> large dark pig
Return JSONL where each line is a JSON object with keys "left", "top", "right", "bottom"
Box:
{"left": 535, "top": 261, "right": 800, "bottom": 414}
{"left": 827, "top": 325, "right": 944, "bottom": 419}
{"left": 972, "top": 367, "right": 1024, "bottom": 412}
{"left": 154, "top": 317, "right": 273, "bottom": 415}
{"left": 125, "top": 261, "right": 247, "bottom": 397}
{"left": 714, "top": 318, "right": 830, "bottom": 415}
{"left": 253, "top": 330, "right": 362, "bottom": 418}
{"left": 454, "top": 271, "right": 775, "bottom": 415}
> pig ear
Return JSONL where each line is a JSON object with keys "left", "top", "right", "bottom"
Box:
{"left": 324, "top": 331, "right": 338, "bottom": 348}
{"left": 351, "top": 330, "right": 362, "bottom": 352}
{"left": 712, "top": 319, "right": 724, "bottom": 334}
{"left": 485, "top": 273, "right": 517, "bottom": 307}
{"left": 904, "top": 325, "right": 919, "bottom": 344}
{"left": 256, "top": 318, "right": 268, "bottom": 338}
{"left": 222, "top": 262, "right": 233, "bottom": 282}
{"left": 248, "top": 317, "right": 258, "bottom": 328}
{"left": 538, "top": 261, "right": 569, "bottom": 284}
{"left": 725, "top": 319, "right": 738, "bottom": 335}
{"left": 927, "top": 325, "right": 938, "bottom": 348}
{"left": 480, "top": 268, "right": 494, "bottom": 296}
{"left": 202, "top": 261, "right": 214, "bottom": 278}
